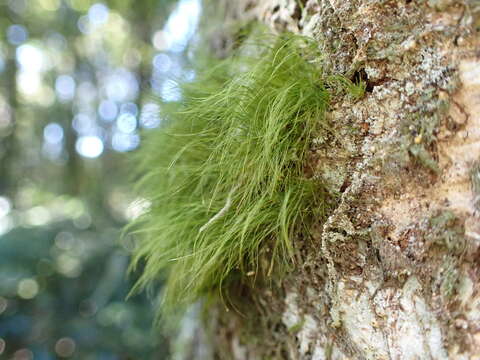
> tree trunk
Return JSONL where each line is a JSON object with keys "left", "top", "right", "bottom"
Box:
{"left": 176, "top": 0, "right": 480, "bottom": 358}
{"left": 0, "top": 46, "right": 18, "bottom": 196}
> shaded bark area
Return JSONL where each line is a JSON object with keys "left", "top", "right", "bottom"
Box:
{"left": 176, "top": 1, "right": 480, "bottom": 359}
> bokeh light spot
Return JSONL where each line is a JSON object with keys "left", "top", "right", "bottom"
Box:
{"left": 98, "top": 100, "right": 118, "bottom": 121}
{"left": 0, "top": 216, "right": 13, "bottom": 236}
{"left": 24, "top": 206, "right": 51, "bottom": 226}
{"left": 38, "top": 0, "right": 61, "bottom": 11}
{"left": 162, "top": 0, "right": 201, "bottom": 53}
{"left": 88, "top": 3, "right": 109, "bottom": 26}
{"left": 8, "top": 0, "right": 27, "bottom": 14}
{"left": 97, "top": 303, "right": 132, "bottom": 327}
{"left": 116, "top": 113, "right": 137, "bottom": 134}
{"left": 17, "top": 71, "right": 42, "bottom": 96}
{"left": 112, "top": 132, "right": 139, "bottom": 152}
{"left": 68, "top": 0, "right": 90, "bottom": 11}
{"left": 0, "top": 197, "right": 12, "bottom": 218}
{"left": 105, "top": 69, "right": 138, "bottom": 102}
{"left": 120, "top": 102, "right": 138, "bottom": 116}
{"left": 55, "top": 232, "right": 75, "bottom": 250}
{"left": 183, "top": 69, "right": 196, "bottom": 82}
{"left": 16, "top": 45, "right": 45, "bottom": 72}
{"left": 13, "top": 348, "right": 33, "bottom": 360}
{"left": 140, "top": 103, "right": 161, "bottom": 129}
{"left": 152, "top": 30, "right": 168, "bottom": 51}
{"left": 77, "top": 82, "right": 97, "bottom": 103}
{"left": 153, "top": 53, "right": 172, "bottom": 73}
{"left": 75, "top": 136, "right": 104, "bottom": 158}
{"left": 7, "top": 25, "right": 28, "bottom": 46}
{"left": 161, "top": 79, "right": 181, "bottom": 102}
{"left": 44, "top": 123, "right": 64, "bottom": 144}
{"left": 55, "top": 337, "right": 76, "bottom": 358}
{"left": 17, "top": 279, "right": 39, "bottom": 300}
{"left": 77, "top": 16, "right": 91, "bottom": 34}
{"left": 72, "top": 113, "right": 95, "bottom": 135}
{"left": 42, "top": 141, "right": 64, "bottom": 162}
{"left": 55, "top": 75, "right": 76, "bottom": 102}
{"left": 56, "top": 254, "right": 82, "bottom": 278}
{"left": 46, "top": 32, "right": 67, "bottom": 50}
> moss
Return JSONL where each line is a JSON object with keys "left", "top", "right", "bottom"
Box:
{"left": 128, "top": 32, "right": 338, "bottom": 312}
{"left": 425, "top": 211, "right": 466, "bottom": 303}
{"left": 427, "top": 211, "right": 465, "bottom": 254}
{"left": 409, "top": 143, "right": 440, "bottom": 174}
{"left": 288, "top": 318, "right": 305, "bottom": 334}
{"left": 438, "top": 257, "right": 459, "bottom": 300}
{"left": 327, "top": 75, "right": 366, "bottom": 101}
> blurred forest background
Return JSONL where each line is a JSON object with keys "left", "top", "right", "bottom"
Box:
{"left": 0, "top": 0, "right": 202, "bottom": 358}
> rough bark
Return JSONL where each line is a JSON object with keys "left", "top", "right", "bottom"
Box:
{"left": 175, "top": 1, "right": 480, "bottom": 359}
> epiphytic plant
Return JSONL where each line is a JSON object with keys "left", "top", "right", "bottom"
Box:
{"left": 129, "top": 32, "right": 335, "bottom": 310}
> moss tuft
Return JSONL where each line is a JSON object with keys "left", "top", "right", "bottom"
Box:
{"left": 328, "top": 75, "right": 366, "bottom": 101}
{"left": 128, "top": 33, "right": 335, "bottom": 311}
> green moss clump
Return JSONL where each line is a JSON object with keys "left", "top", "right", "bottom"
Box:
{"left": 428, "top": 210, "right": 465, "bottom": 254}
{"left": 129, "top": 33, "right": 334, "bottom": 310}
{"left": 328, "top": 75, "right": 366, "bottom": 100}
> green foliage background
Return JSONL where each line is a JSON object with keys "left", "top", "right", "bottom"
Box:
{"left": 0, "top": 0, "right": 179, "bottom": 359}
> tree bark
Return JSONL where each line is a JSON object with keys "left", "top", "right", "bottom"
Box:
{"left": 175, "top": 1, "right": 480, "bottom": 359}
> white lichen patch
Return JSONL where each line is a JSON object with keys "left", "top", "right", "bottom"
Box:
{"left": 373, "top": 277, "right": 448, "bottom": 360}
{"left": 298, "top": 315, "right": 320, "bottom": 355}
{"left": 310, "top": 339, "right": 348, "bottom": 360}
{"left": 282, "top": 291, "right": 301, "bottom": 329}
{"left": 282, "top": 290, "right": 350, "bottom": 359}
{"left": 335, "top": 278, "right": 390, "bottom": 359}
